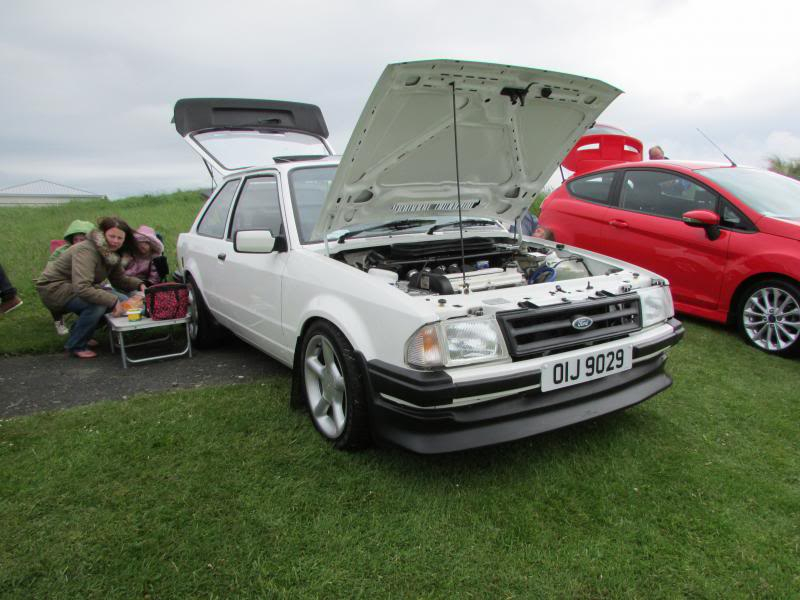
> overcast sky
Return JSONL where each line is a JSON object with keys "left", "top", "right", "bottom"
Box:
{"left": 2, "top": 0, "right": 798, "bottom": 198}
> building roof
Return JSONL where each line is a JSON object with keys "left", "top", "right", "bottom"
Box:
{"left": 0, "top": 179, "right": 104, "bottom": 198}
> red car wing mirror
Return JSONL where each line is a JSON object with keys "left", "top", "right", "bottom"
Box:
{"left": 682, "top": 210, "right": 720, "bottom": 227}
{"left": 683, "top": 209, "right": 721, "bottom": 241}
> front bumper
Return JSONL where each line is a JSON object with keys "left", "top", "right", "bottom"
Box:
{"left": 360, "top": 318, "right": 684, "bottom": 454}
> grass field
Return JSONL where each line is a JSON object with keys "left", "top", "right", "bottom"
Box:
{"left": 1, "top": 320, "right": 798, "bottom": 598}
{"left": 1, "top": 194, "right": 798, "bottom": 598}
{"left": 0, "top": 192, "right": 205, "bottom": 355}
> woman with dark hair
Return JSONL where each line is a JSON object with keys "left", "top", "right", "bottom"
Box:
{"left": 36, "top": 216, "right": 146, "bottom": 359}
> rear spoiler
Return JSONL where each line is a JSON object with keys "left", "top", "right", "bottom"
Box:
{"left": 173, "top": 98, "right": 329, "bottom": 139}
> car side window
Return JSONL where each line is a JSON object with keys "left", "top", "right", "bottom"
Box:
{"left": 229, "top": 176, "right": 282, "bottom": 240}
{"left": 620, "top": 170, "right": 717, "bottom": 219}
{"left": 197, "top": 179, "right": 239, "bottom": 238}
{"left": 567, "top": 172, "right": 616, "bottom": 205}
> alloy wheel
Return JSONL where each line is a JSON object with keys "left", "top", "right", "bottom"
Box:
{"left": 742, "top": 286, "right": 800, "bottom": 352}
{"left": 304, "top": 334, "right": 347, "bottom": 438}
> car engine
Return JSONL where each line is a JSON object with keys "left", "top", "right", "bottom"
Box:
{"left": 332, "top": 237, "right": 593, "bottom": 296}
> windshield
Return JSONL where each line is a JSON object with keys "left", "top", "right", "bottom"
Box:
{"left": 193, "top": 130, "right": 329, "bottom": 171}
{"left": 698, "top": 167, "right": 800, "bottom": 219}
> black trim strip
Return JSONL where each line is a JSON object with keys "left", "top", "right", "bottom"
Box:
{"left": 366, "top": 359, "right": 454, "bottom": 406}
{"left": 366, "top": 358, "right": 544, "bottom": 408}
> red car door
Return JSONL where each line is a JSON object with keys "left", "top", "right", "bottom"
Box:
{"left": 603, "top": 169, "right": 731, "bottom": 311}
{"left": 540, "top": 170, "right": 617, "bottom": 253}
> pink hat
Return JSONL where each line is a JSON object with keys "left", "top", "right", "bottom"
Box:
{"left": 133, "top": 225, "right": 164, "bottom": 254}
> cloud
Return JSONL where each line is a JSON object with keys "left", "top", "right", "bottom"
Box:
{"left": 765, "top": 131, "right": 800, "bottom": 158}
{"left": 1, "top": 0, "right": 798, "bottom": 197}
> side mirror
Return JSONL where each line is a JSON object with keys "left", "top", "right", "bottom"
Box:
{"left": 682, "top": 209, "right": 720, "bottom": 227}
{"left": 682, "top": 210, "right": 721, "bottom": 241}
{"left": 234, "top": 230, "right": 276, "bottom": 253}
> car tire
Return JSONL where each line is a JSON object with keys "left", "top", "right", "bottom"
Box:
{"left": 738, "top": 279, "right": 800, "bottom": 356}
{"left": 186, "top": 276, "right": 224, "bottom": 349}
{"left": 300, "top": 321, "right": 371, "bottom": 450}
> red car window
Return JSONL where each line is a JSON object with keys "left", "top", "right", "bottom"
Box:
{"left": 566, "top": 171, "right": 616, "bottom": 205}
{"left": 620, "top": 170, "right": 716, "bottom": 220}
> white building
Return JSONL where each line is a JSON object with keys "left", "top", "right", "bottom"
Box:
{"left": 0, "top": 180, "right": 106, "bottom": 206}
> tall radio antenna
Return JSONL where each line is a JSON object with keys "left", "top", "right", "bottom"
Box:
{"left": 697, "top": 128, "right": 737, "bottom": 167}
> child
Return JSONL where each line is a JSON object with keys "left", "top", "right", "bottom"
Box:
{"left": 124, "top": 225, "right": 164, "bottom": 286}
{"left": 49, "top": 220, "right": 95, "bottom": 262}
{"left": 49, "top": 220, "right": 95, "bottom": 334}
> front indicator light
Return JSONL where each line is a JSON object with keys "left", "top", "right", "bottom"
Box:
{"left": 406, "top": 324, "right": 444, "bottom": 368}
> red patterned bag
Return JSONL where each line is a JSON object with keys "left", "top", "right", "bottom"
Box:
{"left": 144, "top": 283, "right": 190, "bottom": 320}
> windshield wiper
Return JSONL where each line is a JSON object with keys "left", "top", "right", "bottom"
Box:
{"left": 337, "top": 219, "right": 436, "bottom": 243}
{"left": 427, "top": 218, "right": 502, "bottom": 235}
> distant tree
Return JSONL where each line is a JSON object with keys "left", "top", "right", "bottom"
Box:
{"left": 767, "top": 155, "right": 800, "bottom": 180}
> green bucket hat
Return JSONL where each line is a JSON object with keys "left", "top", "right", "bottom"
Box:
{"left": 63, "top": 219, "right": 95, "bottom": 242}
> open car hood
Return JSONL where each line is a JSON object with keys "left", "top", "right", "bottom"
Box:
{"left": 312, "top": 59, "right": 621, "bottom": 239}
{"left": 172, "top": 98, "right": 333, "bottom": 177}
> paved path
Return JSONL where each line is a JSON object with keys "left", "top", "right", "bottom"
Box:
{"left": 0, "top": 339, "right": 289, "bottom": 418}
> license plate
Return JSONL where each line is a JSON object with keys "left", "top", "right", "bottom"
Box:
{"left": 540, "top": 345, "right": 632, "bottom": 392}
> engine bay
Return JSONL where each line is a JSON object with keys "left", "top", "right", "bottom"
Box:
{"left": 332, "top": 237, "right": 600, "bottom": 296}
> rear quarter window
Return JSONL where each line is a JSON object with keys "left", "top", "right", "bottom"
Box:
{"left": 566, "top": 171, "right": 616, "bottom": 204}
{"left": 720, "top": 200, "right": 756, "bottom": 231}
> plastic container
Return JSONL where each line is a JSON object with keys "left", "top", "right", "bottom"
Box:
{"left": 126, "top": 309, "right": 143, "bottom": 322}
{"left": 545, "top": 251, "right": 590, "bottom": 280}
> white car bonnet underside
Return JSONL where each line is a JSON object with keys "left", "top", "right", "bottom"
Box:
{"left": 312, "top": 59, "right": 621, "bottom": 239}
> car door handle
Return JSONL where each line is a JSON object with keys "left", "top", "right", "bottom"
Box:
{"left": 608, "top": 219, "right": 629, "bottom": 229}
{"left": 217, "top": 253, "right": 227, "bottom": 261}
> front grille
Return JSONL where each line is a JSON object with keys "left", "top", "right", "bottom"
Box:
{"left": 496, "top": 294, "right": 642, "bottom": 360}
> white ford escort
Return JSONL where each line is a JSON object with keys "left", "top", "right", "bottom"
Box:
{"left": 175, "top": 59, "right": 683, "bottom": 453}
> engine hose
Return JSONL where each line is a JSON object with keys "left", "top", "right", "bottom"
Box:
{"left": 528, "top": 266, "right": 556, "bottom": 284}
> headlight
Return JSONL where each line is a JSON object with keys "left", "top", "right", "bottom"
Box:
{"left": 406, "top": 317, "right": 507, "bottom": 369}
{"left": 638, "top": 284, "right": 675, "bottom": 328}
